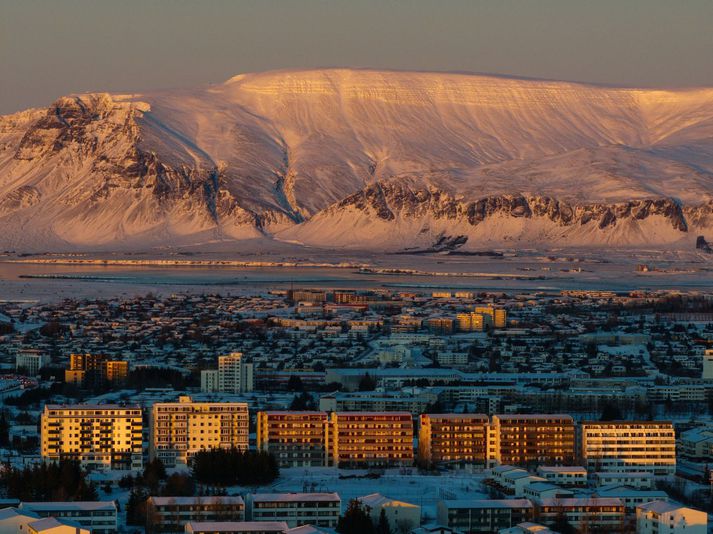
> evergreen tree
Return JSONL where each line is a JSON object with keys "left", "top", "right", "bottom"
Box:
{"left": 600, "top": 401, "right": 623, "bottom": 421}
{"left": 191, "top": 448, "right": 279, "bottom": 486}
{"left": 0, "top": 411, "right": 9, "bottom": 447}
{"left": 376, "top": 508, "right": 392, "bottom": 534}
{"left": 126, "top": 486, "right": 149, "bottom": 526}
{"left": 143, "top": 457, "right": 167, "bottom": 493}
{"left": 336, "top": 499, "right": 375, "bottom": 534}
{"left": 286, "top": 375, "right": 304, "bottom": 392}
{"left": 358, "top": 373, "right": 377, "bottom": 391}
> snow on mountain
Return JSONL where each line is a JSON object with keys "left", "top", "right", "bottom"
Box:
{"left": 2, "top": 68, "right": 713, "bottom": 251}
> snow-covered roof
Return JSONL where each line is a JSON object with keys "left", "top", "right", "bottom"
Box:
{"left": 539, "top": 497, "right": 623, "bottom": 507}
{"left": 21, "top": 501, "right": 116, "bottom": 512}
{"left": 442, "top": 499, "right": 533, "bottom": 509}
{"left": 250, "top": 493, "right": 339, "bottom": 503}
{"left": 358, "top": 493, "right": 419, "bottom": 508}
{"left": 187, "top": 521, "right": 289, "bottom": 533}
{"left": 150, "top": 496, "right": 244, "bottom": 506}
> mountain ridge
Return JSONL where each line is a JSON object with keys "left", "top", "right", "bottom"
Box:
{"left": 2, "top": 68, "right": 713, "bottom": 251}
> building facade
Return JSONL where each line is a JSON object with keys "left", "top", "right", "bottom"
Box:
{"left": 437, "top": 499, "right": 533, "bottom": 533}
{"left": 65, "top": 354, "right": 128, "bottom": 388}
{"left": 418, "top": 414, "right": 489, "bottom": 466}
{"left": 218, "top": 353, "right": 254, "bottom": 394}
{"left": 147, "top": 496, "right": 245, "bottom": 533}
{"left": 40, "top": 404, "right": 142, "bottom": 470}
{"left": 490, "top": 414, "right": 575, "bottom": 467}
{"left": 247, "top": 493, "right": 340, "bottom": 528}
{"left": 536, "top": 498, "right": 625, "bottom": 531}
{"left": 256, "top": 411, "right": 328, "bottom": 467}
{"left": 636, "top": 501, "right": 707, "bottom": 534}
{"left": 326, "top": 412, "right": 414, "bottom": 467}
{"left": 19, "top": 502, "right": 117, "bottom": 534}
{"left": 15, "top": 350, "right": 50, "bottom": 376}
{"left": 149, "top": 396, "right": 249, "bottom": 466}
{"left": 579, "top": 421, "right": 676, "bottom": 475}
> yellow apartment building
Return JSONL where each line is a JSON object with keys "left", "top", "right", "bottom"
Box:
{"left": 41, "top": 404, "right": 142, "bottom": 470}
{"left": 150, "top": 396, "right": 249, "bottom": 467}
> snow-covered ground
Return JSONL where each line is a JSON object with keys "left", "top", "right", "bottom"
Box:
{"left": 1, "top": 68, "right": 713, "bottom": 250}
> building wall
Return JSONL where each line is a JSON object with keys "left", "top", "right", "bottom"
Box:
{"left": 249, "top": 495, "right": 340, "bottom": 528}
{"left": 147, "top": 497, "right": 245, "bottom": 533}
{"left": 636, "top": 504, "right": 708, "bottom": 534}
{"left": 256, "top": 411, "right": 328, "bottom": 467}
{"left": 491, "top": 415, "right": 575, "bottom": 466}
{"left": 418, "top": 414, "right": 489, "bottom": 466}
{"left": 150, "top": 396, "right": 249, "bottom": 466}
{"left": 327, "top": 412, "right": 414, "bottom": 467}
{"left": 41, "top": 405, "right": 142, "bottom": 470}
{"left": 580, "top": 421, "right": 676, "bottom": 475}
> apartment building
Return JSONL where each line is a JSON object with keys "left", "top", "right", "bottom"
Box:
{"left": 256, "top": 411, "right": 328, "bottom": 467}
{"left": 247, "top": 493, "right": 340, "bottom": 528}
{"left": 185, "top": 522, "right": 289, "bottom": 534}
{"left": 427, "top": 318, "right": 454, "bottom": 335}
{"left": 319, "top": 390, "right": 438, "bottom": 415}
{"left": 437, "top": 499, "right": 533, "bottom": 533}
{"left": 40, "top": 404, "right": 142, "bottom": 471}
{"left": 147, "top": 496, "right": 245, "bottom": 533}
{"left": 218, "top": 353, "right": 254, "bottom": 394}
{"left": 536, "top": 497, "right": 625, "bottom": 531}
{"left": 19, "top": 502, "right": 117, "bottom": 534}
{"left": 457, "top": 313, "right": 487, "bottom": 332}
{"left": 27, "top": 517, "right": 90, "bottom": 534}
{"left": 418, "top": 414, "right": 489, "bottom": 466}
{"left": 149, "top": 396, "right": 249, "bottom": 467}
{"left": 104, "top": 360, "right": 129, "bottom": 385}
{"left": 636, "top": 501, "right": 707, "bottom": 534}
{"left": 579, "top": 421, "right": 676, "bottom": 475}
{"left": 65, "top": 354, "right": 128, "bottom": 388}
{"left": 357, "top": 493, "right": 421, "bottom": 533}
{"left": 535, "top": 466, "right": 587, "bottom": 487}
{"left": 326, "top": 412, "right": 414, "bottom": 467}
{"left": 15, "top": 350, "right": 50, "bottom": 376}
{"left": 490, "top": 414, "right": 575, "bottom": 466}
{"left": 474, "top": 306, "right": 507, "bottom": 329}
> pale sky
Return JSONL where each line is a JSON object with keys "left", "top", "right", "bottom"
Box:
{"left": 2, "top": 0, "right": 713, "bottom": 114}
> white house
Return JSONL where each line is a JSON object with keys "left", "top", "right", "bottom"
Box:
{"left": 636, "top": 501, "right": 707, "bottom": 534}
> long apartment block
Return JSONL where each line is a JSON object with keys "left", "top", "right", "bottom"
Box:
{"left": 246, "top": 493, "right": 340, "bottom": 528}
{"left": 41, "top": 404, "right": 142, "bottom": 471}
{"left": 579, "top": 420, "right": 676, "bottom": 475}
{"left": 257, "top": 410, "right": 415, "bottom": 467}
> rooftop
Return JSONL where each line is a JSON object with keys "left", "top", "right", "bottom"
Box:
{"left": 250, "top": 493, "right": 340, "bottom": 503}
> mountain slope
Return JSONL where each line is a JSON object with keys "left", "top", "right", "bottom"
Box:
{"left": 2, "top": 68, "right": 713, "bottom": 251}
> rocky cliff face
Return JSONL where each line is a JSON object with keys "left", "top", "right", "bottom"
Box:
{"left": 332, "top": 181, "right": 691, "bottom": 232}
{"left": 2, "top": 68, "right": 713, "bottom": 251}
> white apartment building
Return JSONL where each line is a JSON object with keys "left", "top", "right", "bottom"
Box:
{"left": 247, "top": 493, "right": 340, "bottom": 528}
{"left": 150, "top": 396, "right": 249, "bottom": 466}
{"left": 219, "top": 353, "right": 254, "bottom": 394}
{"left": 19, "top": 502, "right": 117, "bottom": 534}
{"left": 357, "top": 493, "right": 421, "bottom": 533}
{"left": 15, "top": 350, "right": 50, "bottom": 376}
{"left": 703, "top": 349, "right": 713, "bottom": 380}
{"left": 636, "top": 501, "right": 707, "bottom": 534}
{"left": 579, "top": 421, "right": 676, "bottom": 475}
{"left": 536, "top": 466, "right": 587, "bottom": 487}
{"left": 200, "top": 370, "right": 219, "bottom": 393}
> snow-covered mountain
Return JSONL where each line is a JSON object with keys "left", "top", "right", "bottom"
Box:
{"left": 2, "top": 68, "right": 713, "bottom": 251}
